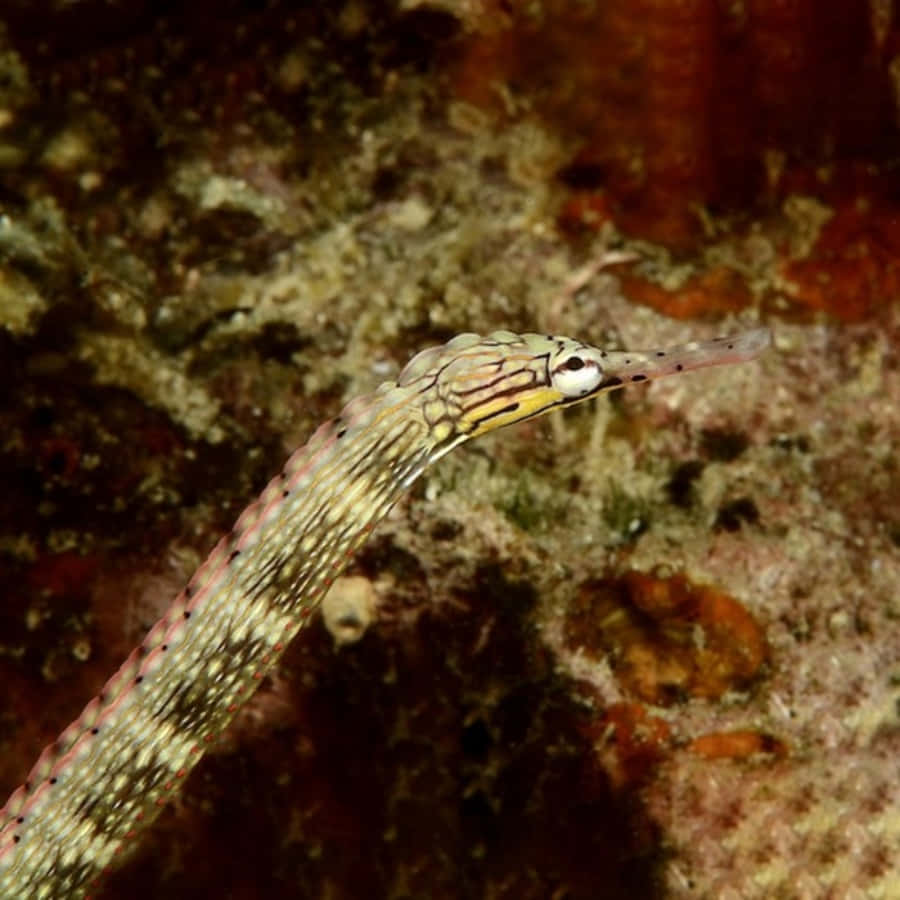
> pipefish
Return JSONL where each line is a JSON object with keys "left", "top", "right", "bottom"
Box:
{"left": 0, "top": 326, "right": 771, "bottom": 898}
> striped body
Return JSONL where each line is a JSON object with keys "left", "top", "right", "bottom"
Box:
{"left": 0, "top": 328, "right": 770, "bottom": 898}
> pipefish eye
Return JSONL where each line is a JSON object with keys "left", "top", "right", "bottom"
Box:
{"left": 551, "top": 352, "right": 603, "bottom": 397}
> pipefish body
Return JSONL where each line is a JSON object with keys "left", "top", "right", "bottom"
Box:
{"left": 0, "top": 326, "right": 771, "bottom": 898}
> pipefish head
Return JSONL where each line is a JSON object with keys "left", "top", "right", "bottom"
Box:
{"left": 394, "top": 328, "right": 770, "bottom": 442}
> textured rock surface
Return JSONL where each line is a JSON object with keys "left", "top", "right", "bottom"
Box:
{"left": 0, "top": 3, "right": 897, "bottom": 898}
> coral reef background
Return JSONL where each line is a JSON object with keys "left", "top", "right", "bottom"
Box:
{"left": 0, "top": 2, "right": 898, "bottom": 897}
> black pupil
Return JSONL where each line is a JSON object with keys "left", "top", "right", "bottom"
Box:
{"left": 564, "top": 356, "right": 585, "bottom": 371}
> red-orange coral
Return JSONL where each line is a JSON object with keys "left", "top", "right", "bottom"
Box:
{"left": 617, "top": 265, "right": 752, "bottom": 319}
{"left": 451, "top": 1, "right": 898, "bottom": 251}
{"left": 582, "top": 701, "right": 672, "bottom": 788}
{"left": 780, "top": 178, "right": 900, "bottom": 321}
{"left": 688, "top": 729, "right": 787, "bottom": 760}
{"left": 565, "top": 570, "right": 767, "bottom": 705}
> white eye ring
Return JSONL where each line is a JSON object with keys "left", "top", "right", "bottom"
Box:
{"left": 551, "top": 354, "right": 604, "bottom": 398}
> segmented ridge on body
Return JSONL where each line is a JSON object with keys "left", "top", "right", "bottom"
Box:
{"left": 0, "top": 367, "right": 444, "bottom": 898}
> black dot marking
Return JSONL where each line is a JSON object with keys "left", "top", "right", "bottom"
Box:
{"left": 675, "top": 363, "right": 683, "bottom": 371}
{"left": 564, "top": 356, "right": 585, "bottom": 371}
{"left": 631, "top": 374, "right": 647, "bottom": 382}
{"left": 656, "top": 350, "right": 665, "bottom": 357}
{"left": 228, "top": 549, "right": 240, "bottom": 562}
{"left": 336, "top": 428, "right": 347, "bottom": 439}
{"left": 13, "top": 836, "right": 19, "bottom": 843}
{"left": 49, "top": 778, "right": 57, "bottom": 785}
{"left": 185, "top": 585, "right": 195, "bottom": 599}
{"left": 136, "top": 676, "right": 144, "bottom": 684}
{"left": 16, "top": 816, "right": 24, "bottom": 824}
{"left": 91, "top": 728, "right": 99, "bottom": 735}
{"left": 184, "top": 610, "right": 191, "bottom": 619}
{"left": 600, "top": 351, "right": 607, "bottom": 358}
{"left": 162, "top": 644, "right": 168, "bottom": 651}
{"left": 279, "top": 471, "right": 287, "bottom": 480}
{"left": 727, "top": 343, "right": 734, "bottom": 349}
{"left": 282, "top": 489, "right": 290, "bottom": 498}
